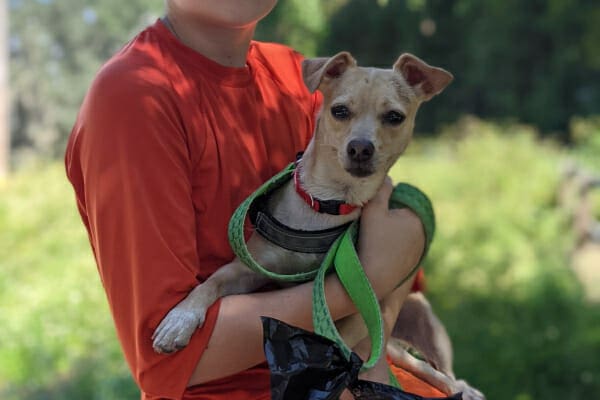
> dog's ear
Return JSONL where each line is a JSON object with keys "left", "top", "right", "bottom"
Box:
{"left": 393, "top": 54, "right": 453, "bottom": 101}
{"left": 302, "top": 52, "right": 357, "bottom": 93}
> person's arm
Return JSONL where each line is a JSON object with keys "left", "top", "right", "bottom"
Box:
{"left": 188, "top": 179, "right": 426, "bottom": 385}
{"left": 67, "top": 63, "right": 220, "bottom": 399}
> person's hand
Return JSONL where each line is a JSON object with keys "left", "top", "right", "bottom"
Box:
{"left": 358, "top": 177, "right": 425, "bottom": 296}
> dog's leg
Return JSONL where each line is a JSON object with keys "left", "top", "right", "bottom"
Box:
{"left": 391, "top": 293, "right": 486, "bottom": 399}
{"left": 391, "top": 292, "right": 454, "bottom": 376}
{"left": 152, "top": 259, "right": 271, "bottom": 354}
{"left": 152, "top": 234, "right": 288, "bottom": 354}
{"left": 387, "top": 339, "right": 455, "bottom": 394}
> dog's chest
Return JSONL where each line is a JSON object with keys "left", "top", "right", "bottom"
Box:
{"left": 246, "top": 182, "right": 359, "bottom": 275}
{"left": 254, "top": 237, "right": 326, "bottom": 274}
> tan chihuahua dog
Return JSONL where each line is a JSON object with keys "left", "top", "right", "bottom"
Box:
{"left": 152, "top": 51, "right": 475, "bottom": 395}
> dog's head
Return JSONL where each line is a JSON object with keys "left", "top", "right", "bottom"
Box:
{"left": 302, "top": 52, "right": 452, "bottom": 179}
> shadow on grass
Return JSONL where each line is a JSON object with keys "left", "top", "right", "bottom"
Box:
{"left": 432, "top": 274, "right": 600, "bottom": 400}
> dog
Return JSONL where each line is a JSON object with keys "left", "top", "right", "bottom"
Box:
{"left": 152, "top": 51, "right": 480, "bottom": 397}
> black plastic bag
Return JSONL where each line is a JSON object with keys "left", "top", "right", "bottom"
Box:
{"left": 262, "top": 317, "right": 462, "bottom": 400}
{"left": 262, "top": 315, "right": 362, "bottom": 400}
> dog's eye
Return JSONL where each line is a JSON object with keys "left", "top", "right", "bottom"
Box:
{"left": 382, "top": 111, "right": 405, "bottom": 126}
{"left": 331, "top": 105, "right": 351, "bottom": 121}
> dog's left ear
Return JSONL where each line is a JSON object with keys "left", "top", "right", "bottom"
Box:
{"left": 394, "top": 54, "right": 453, "bottom": 101}
{"left": 302, "top": 52, "right": 357, "bottom": 93}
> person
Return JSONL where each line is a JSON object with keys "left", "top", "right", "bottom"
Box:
{"left": 64, "top": 1, "right": 432, "bottom": 399}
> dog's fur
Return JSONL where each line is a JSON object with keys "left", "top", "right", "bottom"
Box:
{"left": 152, "top": 51, "right": 482, "bottom": 398}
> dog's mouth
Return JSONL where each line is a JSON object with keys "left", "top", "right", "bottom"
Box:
{"left": 345, "top": 161, "right": 376, "bottom": 177}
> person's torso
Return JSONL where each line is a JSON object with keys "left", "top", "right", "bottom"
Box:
{"left": 126, "top": 22, "right": 319, "bottom": 281}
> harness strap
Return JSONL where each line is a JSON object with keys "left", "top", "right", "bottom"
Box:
{"left": 312, "top": 221, "right": 384, "bottom": 369}
{"left": 248, "top": 191, "right": 352, "bottom": 254}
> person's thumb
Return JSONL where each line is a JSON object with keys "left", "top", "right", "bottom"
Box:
{"left": 364, "top": 176, "right": 393, "bottom": 212}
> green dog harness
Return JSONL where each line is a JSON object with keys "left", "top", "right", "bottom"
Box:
{"left": 228, "top": 162, "right": 435, "bottom": 369}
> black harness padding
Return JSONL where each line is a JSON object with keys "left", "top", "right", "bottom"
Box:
{"left": 248, "top": 188, "right": 351, "bottom": 254}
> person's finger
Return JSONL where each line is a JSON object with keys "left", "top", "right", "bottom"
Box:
{"left": 364, "top": 176, "right": 393, "bottom": 210}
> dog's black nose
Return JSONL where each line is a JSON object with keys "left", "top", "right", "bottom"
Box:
{"left": 347, "top": 139, "right": 375, "bottom": 162}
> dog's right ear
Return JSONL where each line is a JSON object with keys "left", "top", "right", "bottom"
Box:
{"left": 302, "top": 52, "right": 357, "bottom": 93}
{"left": 394, "top": 54, "right": 453, "bottom": 101}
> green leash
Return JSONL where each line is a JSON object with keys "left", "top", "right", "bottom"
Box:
{"left": 228, "top": 162, "right": 435, "bottom": 370}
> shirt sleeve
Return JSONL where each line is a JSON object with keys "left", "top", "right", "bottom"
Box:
{"left": 67, "top": 61, "right": 219, "bottom": 399}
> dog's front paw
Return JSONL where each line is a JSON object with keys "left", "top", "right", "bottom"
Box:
{"left": 452, "top": 379, "right": 485, "bottom": 400}
{"left": 151, "top": 308, "right": 205, "bottom": 354}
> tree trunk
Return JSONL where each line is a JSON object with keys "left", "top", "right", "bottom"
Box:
{"left": 0, "top": 0, "right": 9, "bottom": 178}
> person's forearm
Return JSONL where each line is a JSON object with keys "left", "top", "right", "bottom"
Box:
{"left": 349, "top": 279, "right": 415, "bottom": 362}
{"left": 188, "top": 274, "right": 354, "bottom": 385}
{"left": 358, "top": 208, "right": 425, "bottom": 298}
{"left": 187, "top": 212, "right": 424, "bottom": 386}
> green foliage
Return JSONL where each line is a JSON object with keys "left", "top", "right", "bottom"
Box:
{"left": 569, "top": 115, "right": 600, "bottom": 171}
{"left": 1, "top": 119, "right": 600, "bottom": 399}
{"left": 319, "top": 0, "right": 600, "bottom": 138}
{"left": 0, "top": 163, "right": 138, "bottom": 399}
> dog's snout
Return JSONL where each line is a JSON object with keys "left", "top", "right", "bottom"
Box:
{"left": 347, "top": 139, "right": 375, "bottom": 162}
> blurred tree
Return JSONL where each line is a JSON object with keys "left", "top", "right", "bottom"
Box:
{"left": 320, "top": 0, "right": 600, "bottom": 139}
{"left": 9, "top": 0, "right": 162, "bottom": 163}
{"left": 0, "top": 0, "right": 8, "bottom": 177}
{"left": 255, "top": 0, "right": 325, "bottom": 57}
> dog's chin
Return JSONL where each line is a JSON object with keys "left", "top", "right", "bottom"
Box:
{"left": 345, "top": 163, "right": 376, "bottom": 178}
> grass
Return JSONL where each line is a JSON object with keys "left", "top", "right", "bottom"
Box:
{"left": 0, "top": 164, "right": 139, "bottom": 399}
{"left": 1, "top": 117, "right": 599, "bottom": 399}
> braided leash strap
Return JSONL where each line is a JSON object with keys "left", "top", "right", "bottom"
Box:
{"left": 228, "top": 163, "right": 435, "bottom": 370}
{"left": 312, "top": 183, "right": 435, "bottom": 369}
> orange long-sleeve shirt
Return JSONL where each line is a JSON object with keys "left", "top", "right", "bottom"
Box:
{"left": 65, "top": 20, "right": 318, "bottom": 399}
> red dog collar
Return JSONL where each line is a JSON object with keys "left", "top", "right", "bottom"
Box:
{"left": 293, "top": 167, "right": 358, "bottom": 215}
